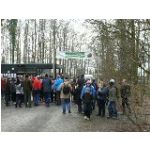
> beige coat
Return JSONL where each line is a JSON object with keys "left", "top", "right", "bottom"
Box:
{"left": 60, "top": 81, "right": 72, "bottom": 99}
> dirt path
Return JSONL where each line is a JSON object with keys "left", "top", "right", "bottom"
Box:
{"left": 1, "top": 101, "right": 141, "bottom": 132}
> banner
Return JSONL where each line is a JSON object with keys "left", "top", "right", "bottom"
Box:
{"left": 56, "top": 51, "right": 92, "bottom": 59}
{"left": 65, "top": 52, "right": 85, "bottom": 59}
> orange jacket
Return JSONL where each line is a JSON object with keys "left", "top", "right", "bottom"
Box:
{"left": 33, "top": 78, "right": 42, "bottom": 90}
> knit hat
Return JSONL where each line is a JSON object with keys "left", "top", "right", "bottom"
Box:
{"left": 109, "top": 79, "right": 115, "bottom": 83}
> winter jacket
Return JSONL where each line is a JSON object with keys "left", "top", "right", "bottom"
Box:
{"left": 5, "top": 81, "right": 11, "bottom": 95}
{"left": 97, "top": 87, "right": 109, "bottom": 102}
{"left": 10, "top": 81, "right": 16, "bottom": 93}
{"left": 120, "top": 84, "right": 131, "bottom": 99}
{"left": 74, "top": 85, "right": 83, "bottom": 103}
{"left": 33, "top": 78, "right": 42, "bottom": 90}
{"left": 1, "top": 78, "right": 6, "bottom": 91}
{"left": 23, "top": 79, "right": 32, "bottom": 94}
{"left": 108, "top": 85, "right": 119, "bottom": 102}
{"left": 53, "top": 77, "right": 64, "bottom": 91}
{"left": 60, "top": 81, "right": 72, "bottom": 99}
{"left": 42, "top": 77, "right": 51, "bottom": 93}
{"left": 16, "top": 83, "right": 23, "bottom": 95}
{"left": 80, "top": 85, "right": 95, "bottom": 100}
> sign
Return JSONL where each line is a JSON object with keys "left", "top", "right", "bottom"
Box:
{"left": 65, "top": 52, "right": 85, "bottom": 59}
{"left": 56, "top": 51, "right": 92, "bottom": 59}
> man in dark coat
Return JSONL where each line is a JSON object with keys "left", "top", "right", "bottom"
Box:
{"left": 23, "top": 75, "right": 32, "bottom": 107}
{"left": 42, "top": 74, "right": 52, "bottom": 107}
{"left": 120, "top": 79, "right": 131, "bottom": 114}
{"left": 5, "top": 78, "right": 11, "bottom": 106}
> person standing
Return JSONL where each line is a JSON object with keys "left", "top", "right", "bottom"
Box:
{"left": 96, "top": 81, "right": 109, "bottom": 117}
{"left": 74, "top": 83, "right": 83, "bottom": 113}
{"left": 10, "top": 78, "right": 16, "bottom": 104}
{"left": 33, "top": 76, "right": 41, "bottom": 106}
{"left": 80, "top": 80, "right": 95, "bottom": 120}
{"left": 91, "top": 79, "right": 98, "bottom": 110}
{"left": 42, "top": 74, "right": 52, "bottom": 107}
{"left": 15, "top": 78, "right": 22, "bottom": 108}
{"left": 23, "top": 75, "right": 32, "bottom": 108}
{"left": 60, "top": 77, "right": 72, "bottom": 114}
{"left": 120, "top": 79, "right": 131, "bottom": 114}
{"left": 77, "top": 74, "right": 85, "bottom": 87}
{"left": 1, "top": 77, "right": 6, "bottom": 99}
{"left": 39, "top": 76, "right": 44, "bottom": 103}
{"left": 53, "top": 75, "right": 64, "bottom": 105}
{"left": 5, "top": 78, "right": 11, "bottom": 106}
{"left": 107, "top": 79, "right": 119, "bottom": 119}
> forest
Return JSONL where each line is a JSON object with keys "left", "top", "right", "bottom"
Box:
{"left": 1, "top": 19, "right": 150, "bottom": 130}
{"left": 1, "top": 19, "right": 150, "bottom": 83}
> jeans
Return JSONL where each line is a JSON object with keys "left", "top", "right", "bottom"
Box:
{"left": 51, "top": 90, "right": 54, "bottom": 102}
{"left": 92, "top": 98, "right": 96, "bottom": 110}
{"left": 11, "top": 92, "right": 16, "bottom": 103}
{"left": 1, "top": 89, "right": 5, "bottom": 98}
{"left": 5, "top": 94, "right": 10, "bottom": 106}
{"left": 97, "top": 100, "right": 106, "bottom": 116}
{"left": 34, "top": 90, "right": 40, "bottom": 105}
{"left": 40, "top": 89, "right": 43, "bottom": 101}
{"left": 83, "top": 102, "right": 92, "bottom": 118}
{"left": 44, "top": 92, "right": 51, "bottom": 106}
{"left": 16, "top": 94, "right": 22, "bottom": 107}
{"left": 77, "top": 101, "right": 82, "bottom": 113}
{"left": 108, "top": 101, "right": 117, "bottom": 117}
{"left": 62, "top": 99, "right": 71, "bottom": 113}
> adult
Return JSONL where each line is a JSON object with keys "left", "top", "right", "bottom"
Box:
{"left": 60, "top": 77, "right": 72, "bottom": 114}
{"left": 31, "top": 75, "right": 36, "bottom": 103}
{"left": 15, "top": 78, "right": 23, "bottom": 108}
{"left": 107, "top": 79, "right": 119, "bottom": 119}
{"left": 51, "top": 78, "right": 55, "bottom": 103}
{"left": 74, "top": 82, "right": 83, "bottom": 113}
{"left": 77, "top": 74, "right": 85, "bottom": 87}
{"left": 91, "top": 79, "right": 98, "bottom": 110}
{"left": 42, "top": 74, "right": 52, "bottom": 107}
{"left": 96, "top": 81, "right": 109, "bottom": 117}
{"left": 5, "top": 78, "right": 11, "bottom": 106}
{"left": 1, "top": 77, "right": 6, "bottom": 99}
{"left": 10, "top": 78, "right": 16, "bottom": 104}
{"left": 80, "top": 80, "right": 95, "bottom": 120}
{"left": 33, "top": 76, "right": 42, "bottom": 106}
{"left": 23, "top": 75, "right": 32, "bottom": 108}
{"left": 53, "top": 75, "right": 64, "bottom": 105}
{"left": 120, "top": 79, "right": 131, "bottom": 114}
{"left": 39, "top": 76, "right": 44, "bottom": 103}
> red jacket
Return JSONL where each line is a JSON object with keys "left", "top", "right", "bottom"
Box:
{"left": 33, "top": 78, "right": 42, "bottom": 90}
{"left": 1, "top": 78, "right": 6, "bottom": 90}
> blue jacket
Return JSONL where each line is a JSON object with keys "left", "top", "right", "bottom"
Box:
{"left": 42, "top": 77, "right": 51, "bottom": 93}
{"left": 80, "top": 85, "right": 95, "bottom": 100}
{"left": 53, "top": 77, "right": 64, "bottom": 91}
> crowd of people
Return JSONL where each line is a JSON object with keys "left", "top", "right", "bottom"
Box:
{"left": 1, "top": 73, "right": 132, "bottom": 121}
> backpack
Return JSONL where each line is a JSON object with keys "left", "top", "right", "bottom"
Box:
{"left": 16, "top": 84, "right": 22, "bottom": 94}
{"left": 63, "top": 83, "right": 70, "bottom": 95}
{"left": 83, "top": 86, "right": 92, "bottom": 103}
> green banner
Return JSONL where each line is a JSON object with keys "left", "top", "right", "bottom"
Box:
{"left": 65, "top": 52, "right": 85, "bottom": 59}
{"left": 56, "top": 51, "right": 92, "bottom": 59}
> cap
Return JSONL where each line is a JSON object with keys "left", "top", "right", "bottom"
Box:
{"left": 109, "top": 79, "right": 115, "bottom": 83}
